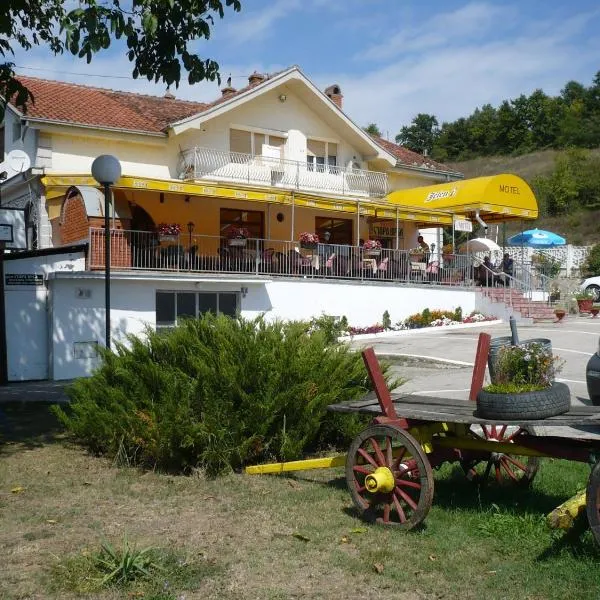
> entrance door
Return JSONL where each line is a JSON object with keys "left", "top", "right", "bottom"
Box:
{"left": 6, "top": 287, "right": 48, "bottom": 380}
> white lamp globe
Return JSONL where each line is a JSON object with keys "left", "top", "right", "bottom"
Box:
{"left": 91, "top": 155, "right": 122, "bottom": 185}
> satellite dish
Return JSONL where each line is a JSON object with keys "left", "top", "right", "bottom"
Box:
{"left": 7, "top": 149, "right": 31, "bottom": 173}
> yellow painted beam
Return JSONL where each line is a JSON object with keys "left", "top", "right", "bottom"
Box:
{"left": 434, "top": 435, "right": 547, "bottom": 457}
{"left": 547, "top": 490, "right": 587, "bottom": 530}
{"left": 245, "top": 455, "right": 346, "bottom": 475}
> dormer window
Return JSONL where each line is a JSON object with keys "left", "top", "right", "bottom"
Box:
{"left": 229, "top": 128, "right": 285, "bottom": 157}
{"left": 307, "top": 139, "right": 337, "bottom": 172}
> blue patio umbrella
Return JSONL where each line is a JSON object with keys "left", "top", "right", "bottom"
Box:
{"left": 506, "top": 228, "right": 566, "bottom": 248}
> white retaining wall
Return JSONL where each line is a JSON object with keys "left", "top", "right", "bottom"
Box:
{"left": 48, "top": 274, "right": 477, "bottom": 380}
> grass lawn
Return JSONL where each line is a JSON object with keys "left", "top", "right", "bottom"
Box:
{"left": 1, "top": 402, "right": 599, "bottom": 600}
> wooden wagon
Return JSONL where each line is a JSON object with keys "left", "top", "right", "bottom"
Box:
{"left": 247, "top": 337, "right": 600, "bottom": 545}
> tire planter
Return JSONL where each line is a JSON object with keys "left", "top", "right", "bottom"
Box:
{"left": 476, "top": 381, "right": 571, "bottom": 420}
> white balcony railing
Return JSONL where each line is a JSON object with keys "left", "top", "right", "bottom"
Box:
{"left": 178, "top": 147, "right": 388, "bottom": 198}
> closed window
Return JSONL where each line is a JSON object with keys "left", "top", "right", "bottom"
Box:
{"left": 156, "top": 291, "right": 239, "bottom": 328}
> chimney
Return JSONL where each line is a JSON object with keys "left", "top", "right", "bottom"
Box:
{"left": 221, "top": 75, "right": 237, "bottom": 98}
{"left": 324, "top": 84, "right": 343, "bottom": 109}
{"left": 164, "top": 86, "right": 175, "bottom": 100}
{"left": 248, "top": 71, "right": 266, "bottom": 86}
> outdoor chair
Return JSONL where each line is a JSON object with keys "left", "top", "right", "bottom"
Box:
{"left": 377, "top": 257, "right": 390, "bottom": 278}
{"left": 426, "top": 260, "right": 440, "bottom": 283}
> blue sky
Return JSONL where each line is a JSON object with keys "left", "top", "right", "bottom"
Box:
{"left": 12, "top": 1, "right": 600, "bottom": 139}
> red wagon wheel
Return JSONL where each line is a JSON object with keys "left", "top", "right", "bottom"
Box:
{"left": 586, "top": 460, "right": 600, "bottom": 547}
{"left": 460, "top": 425, "right": 539, "bottom": 486}
{"left": 345, "top": 424, "right": 434, "bottom": 529}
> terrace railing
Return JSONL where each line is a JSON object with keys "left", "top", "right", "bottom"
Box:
{"left": 88, "top": 228, "right": 476, "bottom": 287}
{"left": 179, "top": 147, "right": 388, "bottom": 198}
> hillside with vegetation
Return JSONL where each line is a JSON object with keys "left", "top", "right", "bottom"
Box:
{"left": 377, "top": 72, "right": 600, "bottom": 245}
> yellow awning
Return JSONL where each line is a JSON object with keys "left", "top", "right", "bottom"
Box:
{"left": 385, "top": 174, "right": 538, "bottom": 222}
{"left": 42, "top": 174, "right": 456, "bottom": 224}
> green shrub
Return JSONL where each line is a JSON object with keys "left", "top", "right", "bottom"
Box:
{"left": 53, "top": 315, "right": 389, "bottom": 475}
{"left": 308, "top": 314, "right": 348, "bottom": 343}
{"left": 382, "top": 310, "right": 391, "bottom": 330}
{"left": 582, "top": 243, "right": 600, "bottom": 277}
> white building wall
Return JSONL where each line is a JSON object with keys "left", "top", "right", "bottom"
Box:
{"left": 49, "top": 275, "right": 477, "bottom": 380}
{"left": 4, "top": 250, "right": 86, "bottom": 380}
{"left": 47, "top": 87, "right": 369, "bottom": 181}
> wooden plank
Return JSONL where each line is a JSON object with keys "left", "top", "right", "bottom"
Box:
{"left": 469, "top": 332, "right": 491, "bottom": 401}
{"left": 327, "top": 393, "right": 600, "bottom": 428}
{"left": 361, "top": 348, "right": 398, "bottom": 420}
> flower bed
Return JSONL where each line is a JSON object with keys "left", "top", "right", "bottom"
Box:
{"left": 343, "top": 308, "right": 496, "bottom": 337}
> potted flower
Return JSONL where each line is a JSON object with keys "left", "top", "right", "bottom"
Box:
{"left": 409, "top": 246, "right": 424, "bottom": 259}
{"left": 477, "top": 342, "right": 569, "bottom": 420}
{"left": 574, "top": 290, "right": 595, "bottom": 313}
{"left": 554, "top": 307, "right": 566, "bottom": 322}
{"left": 227, "top": 226, "right": 250, "bottom": 247}
{"left": 157, "top": 223, "right": 181, "bottom": 241}
{"left": 442, "top": 243, "right": 454, "bottom": 262}
{"left": 299, "top": 232, "right": 319, "bottom": 249}
{"left": 363, "top": 239, "right": 382, "bottom": 256}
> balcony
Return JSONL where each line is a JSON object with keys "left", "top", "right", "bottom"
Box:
{"left": 178, "top": 147, "right": 388, "bottom": 198}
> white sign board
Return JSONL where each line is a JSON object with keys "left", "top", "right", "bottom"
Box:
{"left": 453, "top": 219, "right": 473, "bottom": 232}
{"left": 0, "top": 208, "right": 27, "bottom": 249}
{"left": 0, "top": 224, "right": 13, "bottom": 242}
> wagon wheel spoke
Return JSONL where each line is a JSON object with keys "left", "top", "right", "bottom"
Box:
{"left": 395, "top": 486, "right": 419, "bottom": 511}
{"left": 392, "top": 493, "right": 407, "bottom": 523}
{"left": 385, "top": 436, "right": 393, "bottom": 467}
{"left": 346, "top": 425, "right": 434, "bottom": 530}
{"left": 357, "top": 447, "right": 379, "bottom": 468}
{"left": 369, "top": 437, "right": 386, "bottom": 466}
{"left": 499, "top": 458, "right": 519, "bottom": 482}
{"left": 460, "top": 425, "right": 539, "bottom": 487}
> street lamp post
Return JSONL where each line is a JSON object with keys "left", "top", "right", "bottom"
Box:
{"left": 91, "top": 155, "right": 121, "bottom": 351}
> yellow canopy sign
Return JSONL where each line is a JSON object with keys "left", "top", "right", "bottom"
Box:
{"left": 385, "top": 174, "right": 538, "bottom": 222}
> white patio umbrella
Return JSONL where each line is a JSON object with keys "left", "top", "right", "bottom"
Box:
{"left": 459, "top": 238, "right": 502, "bottom": 253}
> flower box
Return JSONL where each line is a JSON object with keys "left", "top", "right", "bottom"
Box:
{"left": 300, "top": 241, "right": 317, "bottom": 250}
{"left": 158, "top": 234, "right": 178, "bottom": 242}
{"left": 157, "top": 222, "right": 181, "bottom": 238}
{"left": 228, "top": 238, "right": 247, "bottom": 247}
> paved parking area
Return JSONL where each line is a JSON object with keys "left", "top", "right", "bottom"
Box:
{"left": 351, "top": 317, "right": 598, "bottom": 402}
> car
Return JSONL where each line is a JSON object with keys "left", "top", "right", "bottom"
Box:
{"left": 580, "top": 276, "right": 600, "bottom": 301}
{"left": 587, "top": 339, "right": 600, "bottom": 406}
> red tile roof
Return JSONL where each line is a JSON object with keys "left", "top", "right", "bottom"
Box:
{"left": 371, "top": 135, "right": 454, "bottom": 173}
{"left": 13, "top": 76, "right": 208, "bottom": 133}
{"left": 11, "top": 74, "right": 458, "bottom": 175}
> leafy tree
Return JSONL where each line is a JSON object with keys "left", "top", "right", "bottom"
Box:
{"left": 363, "top": 123, "right": 382, "bottom": 137}
{"left": 396, "top": 113, "right": 439, "bottom": 155}
{"left": 0, "top": 0, "right": 241, "bottom": 118}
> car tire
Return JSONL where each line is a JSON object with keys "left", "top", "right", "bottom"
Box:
{"left": 586, "top": 284, "right": 600, "bottom": 302}
{"left": 476, "top": 382, "right": 571, "bottom": 420}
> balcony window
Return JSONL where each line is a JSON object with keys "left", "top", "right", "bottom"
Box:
{"left": 156, "top": 290, "right": 239, "bottom": 328}
{"left": 307, "top": 140, "right": 337, "bottom": 172}
{"left": 230, "top": 128, "right": 286, "bottom": 157}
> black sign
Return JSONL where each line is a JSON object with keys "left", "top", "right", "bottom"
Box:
{"left": 5, "top": 273, "right": 44, "bottom": 286}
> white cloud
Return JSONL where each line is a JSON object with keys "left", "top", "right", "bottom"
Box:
{"left": 362, "top": 2, "right": 511, "bottom": 61}
{"left": 323, "top": 8, "right": 600, "bottom": 138}
{"left": 223, "top": 0, "right": 301, "bottom": 45}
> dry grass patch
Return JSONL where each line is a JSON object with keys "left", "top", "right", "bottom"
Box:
{"left": 1, "top": 402, "right": 600, "bottom": 600}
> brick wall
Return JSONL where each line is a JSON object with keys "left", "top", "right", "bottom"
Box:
{"left": 59, "top": 194, "right": 89, "bottom": 244}
{"left": 89, "top": 217, "right": 133, "bottom": 269}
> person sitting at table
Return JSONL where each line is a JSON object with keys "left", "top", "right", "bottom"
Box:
{"left": 498, "top": 252, "right": 514, "bottom": 286}
{"left": 417, "top": 235, "right": 430, "bottom": 262}
{"left": 477, "top": 255, "right": 495, "bottom": 286}
{"left": 318, "top": 231, "right": 334, "bottom": 261}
